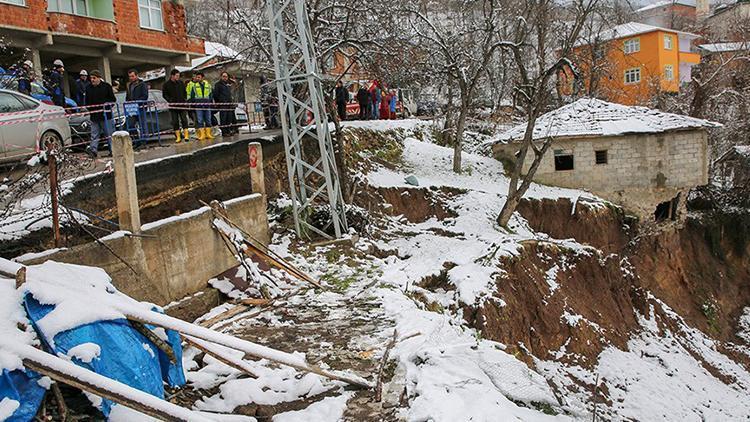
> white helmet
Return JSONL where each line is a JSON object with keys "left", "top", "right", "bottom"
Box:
{"left": 80, "top": 69, "right": 88, "bottom": 76}
{"left": 23, "top": 60, "right": 33, "bottom": 68}
{"left": 53, "top": 59, "right": 64, "bottom": 67}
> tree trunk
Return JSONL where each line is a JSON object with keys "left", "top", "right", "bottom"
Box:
{"left": 497, "top": 110, "right": 539, "bottom": 227}
{"left": 452, "top": 92, "right": 469, "bottom": 173}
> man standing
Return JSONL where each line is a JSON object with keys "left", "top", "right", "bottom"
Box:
{"left": 125, "top": 69, "right": 149, "bottom": 146}
{"left": 371, "top": 82, "right": 382, "bottom": 120}
{"left": 162, "top": 69, "right": 189, "bottom": 143}
{"left": 356, "top": 85, "right": 370, "bottom": 120}
{"left": 74, "top": 70, "right": 90, "bottom": 106}
{"left": 213, "top": 72, "right": 236, "bottom": 137}
{"left": 16, "top": 60, "right": 34, "bottom": 96}
{"left": 186, "top": 71, "right": 214, "bottom": 140}
{"left": 335, "top": 81, "right": 348, "bottom": 121}
{"left": 45, "top": 59, "right": 65, "bottom": 107}
{"left": 84, "top": 70, "right": 116, "bottom": 158}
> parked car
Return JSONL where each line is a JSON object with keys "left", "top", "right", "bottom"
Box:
{"left": 0, "top": 75, "right": 78, "bottom": 109}
{"left": 0, "top": 89, "right": 71, "bottom": 163}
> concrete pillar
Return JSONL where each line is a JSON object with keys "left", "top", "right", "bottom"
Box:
{"left": 30, "top": 49, "right": 42, "bottom": 76}
{"left": 112, "top": 132, "right": 142, "bottom": 233}
{"left": 62, "top": 73, "right": 71, "bottom": 98}
{"left": 99, "top": 55, "right": 112, "bottom": 85}
{"left": 164, "top": 64, "right": 175, "bottom": 81}
{"left": 248, "top": 142, "right": 265, "bottom": 196}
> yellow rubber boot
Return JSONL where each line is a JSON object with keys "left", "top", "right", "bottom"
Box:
{"left": 174, "top": 130, "right": 182, "bottom": 144}
{"left": 197, "top": 127, "right": 206, "bottom": 140}
{"left": 183, "top": 128, "right": 189, "bottom": 141}
{"left": 205, "top": 127, "right": 215, "bottom": 140}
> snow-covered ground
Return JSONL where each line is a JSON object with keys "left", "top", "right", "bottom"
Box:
{"left": 3, "top": 119, "right": 749, "bottom": 421}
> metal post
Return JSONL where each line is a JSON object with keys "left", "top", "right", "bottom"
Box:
{"left": 266, "top": 0, "right": 348, "bottom": 239}
{"left": 48, "top": 147, "right": 61, "bottom": 248}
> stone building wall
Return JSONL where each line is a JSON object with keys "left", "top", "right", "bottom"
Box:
{"left": 493, "top": 129, "right": 709, "bottom": 218}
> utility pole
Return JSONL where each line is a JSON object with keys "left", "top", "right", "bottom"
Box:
{"left": 266, "top": 0, "right": 348, "bottom": 239}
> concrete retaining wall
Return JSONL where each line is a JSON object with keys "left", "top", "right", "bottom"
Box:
{"left": 20, "top": 194, "right": 269, "bottom": 306}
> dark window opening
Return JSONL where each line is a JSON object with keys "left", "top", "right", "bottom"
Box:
{"left": 654, "top": 194, "right": 680, "bottom": 222}
{"left": 595, "top": 150, "right": 608, "bottom": 165}
{"left": 554, "top": 150, "right": 574, "bottom": 171}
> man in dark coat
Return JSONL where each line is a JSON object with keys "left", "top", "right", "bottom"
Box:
{"left": 335, "top": 81, "right": 348, "bottom": 121}
{"left": 84, "top": 70, "right": 116, "bottom": 158}
{"left": 356, "top": 86, "right": 370, "bottom": 120}
{"left": 74, "top": 70, "right": 90, "bottom": 107}
{"left": 213, "top": 72, "right": 237, "bottom": 136}
{"left": 125, "top": 69, "right": 149, "bottom": 145}
{"left": 45, "top": 59, "right": 66, "bottom": 107}
{"left": 16, "top": 60, "right": 34, "bottom": 96}
{"left": 162, "top": 69, "right": 189, "bottom": 143}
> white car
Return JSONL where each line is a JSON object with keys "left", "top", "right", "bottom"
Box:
{"left": 0, "top": 89, "right": 70, "bottom": 164}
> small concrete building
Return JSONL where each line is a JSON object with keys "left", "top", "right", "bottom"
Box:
{"left": 492, "top": 98, "right": 720, "bottom": 220}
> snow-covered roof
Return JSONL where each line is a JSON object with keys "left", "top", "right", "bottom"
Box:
{"left": 496, "top": 98, "right": 721, "bottom": 142}
{"left": 635, "top": 0, "right": 696, "bottom": 13}
{"left": 698, "top": 41, "right": 750, "bottom": 53}
{"left": 205, "top": 41, "right": 241, "bottom": 59}
{"left": 586, "top": 22, "right": 699, "bottom": 45}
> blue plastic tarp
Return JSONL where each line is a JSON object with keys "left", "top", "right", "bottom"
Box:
{"left": 21, "top": 294, "right": 186, "bottom": 418}
{"left": 0, "top": 368, "right": 47, "bottom": 422}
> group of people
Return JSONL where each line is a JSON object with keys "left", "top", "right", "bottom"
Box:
{"left": 162, "top": 69, "right": 239, "bottom": 145}
{"left": 334, "top": 80, "right": 398, "bottom": 121}
{"left": 5, "top": 56, "right": 242, "bottom": 158}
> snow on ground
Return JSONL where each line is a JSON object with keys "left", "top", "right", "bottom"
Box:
{"left": 0, "top": 273, "right": 37, "bottom": 373}
{"left": 272, "top": 392, "right": 353, "bottom": 422}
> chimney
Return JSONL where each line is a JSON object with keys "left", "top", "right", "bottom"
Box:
{"left": 696, "top": 0, "right": 710, "bottom": 22}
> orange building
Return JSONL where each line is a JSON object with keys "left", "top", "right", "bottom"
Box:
{"left": 562, "top": 22, "right": 701, "bottom": 105}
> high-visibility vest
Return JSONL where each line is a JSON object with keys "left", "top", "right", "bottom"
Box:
{"left": 186, "top": 80, "right": 212, "bottom": 100}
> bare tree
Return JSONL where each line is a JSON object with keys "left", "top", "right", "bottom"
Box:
{"left": 496, "top": 0, "right": 600, "bottom": 227}
{"left": 404, "top": 0, "right": 509, "bottom": 173}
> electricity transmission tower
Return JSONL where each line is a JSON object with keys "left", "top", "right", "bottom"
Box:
{"left": 266, "top": 0, "right": 348, "bottom": 239}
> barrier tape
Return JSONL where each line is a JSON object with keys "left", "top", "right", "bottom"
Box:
{"left": 2, "top": 119, "right": 263, "bottom": 162}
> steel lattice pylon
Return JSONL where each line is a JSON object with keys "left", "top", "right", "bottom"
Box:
{"left": 266, "top": 0, "right": 348, "bottom": 239}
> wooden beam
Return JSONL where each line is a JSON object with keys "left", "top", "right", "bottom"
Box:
{"left": 3, "top": 342, "right": 210, "bottom": 422}
{"left": 184, "top": 336, "right": 258, "bottom": 379}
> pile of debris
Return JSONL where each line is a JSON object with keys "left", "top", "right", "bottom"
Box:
{"left": 0, "top": 206, "right": 372, "bottom": 421}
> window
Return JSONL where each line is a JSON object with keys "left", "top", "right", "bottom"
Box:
{"left": 1, "top": 0, "right": 25, "bottom": 6}
{"left": 624, "top": 67, "right": 641, "bottom": 84}
{"left": 0, "top": 93, "right": 27, "bottom": 113}
{"left": 48, "top": 0, "right": 88, "bottom": 16}
{"left": 554, "top": 149, "right": 574, "bottom": 171}
{"left": 623, "top": 38, "right": 640, "bottom": 54}
{"left": 664, "top": 65, "right": 674, "bottom": 81}
{"left": 595, "top": 150, "right": 608, "bottom": 165}
{"left": 15, "top": 95, "right": 38, "bottom": 110}
{"left": 664, "top": 34, "right": 673, "bottom": 50}
{"left": 139, "top": 0, "right": 163, "bottom": 30}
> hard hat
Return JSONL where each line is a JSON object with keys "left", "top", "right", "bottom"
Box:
{"left": 80, "top": 69, "right": 88, "bottom": 76}
{"left": 23, "top": 60, "right": 33, "bottom": 67}
{"left": 53, "top": 59, "right": 64, "bottom": 67}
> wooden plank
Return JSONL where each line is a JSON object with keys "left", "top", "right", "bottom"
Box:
{"left": 184, "top": 336, "right": 258, "bottom": 379}
{"left": 129, "top": 320, "right": 177, "bottom": 364}
{"left": 198, "top": 305, "right": 251, "bottom": 329}
{"left": 4, "top": 342, "right": 209, "bottom": 422}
